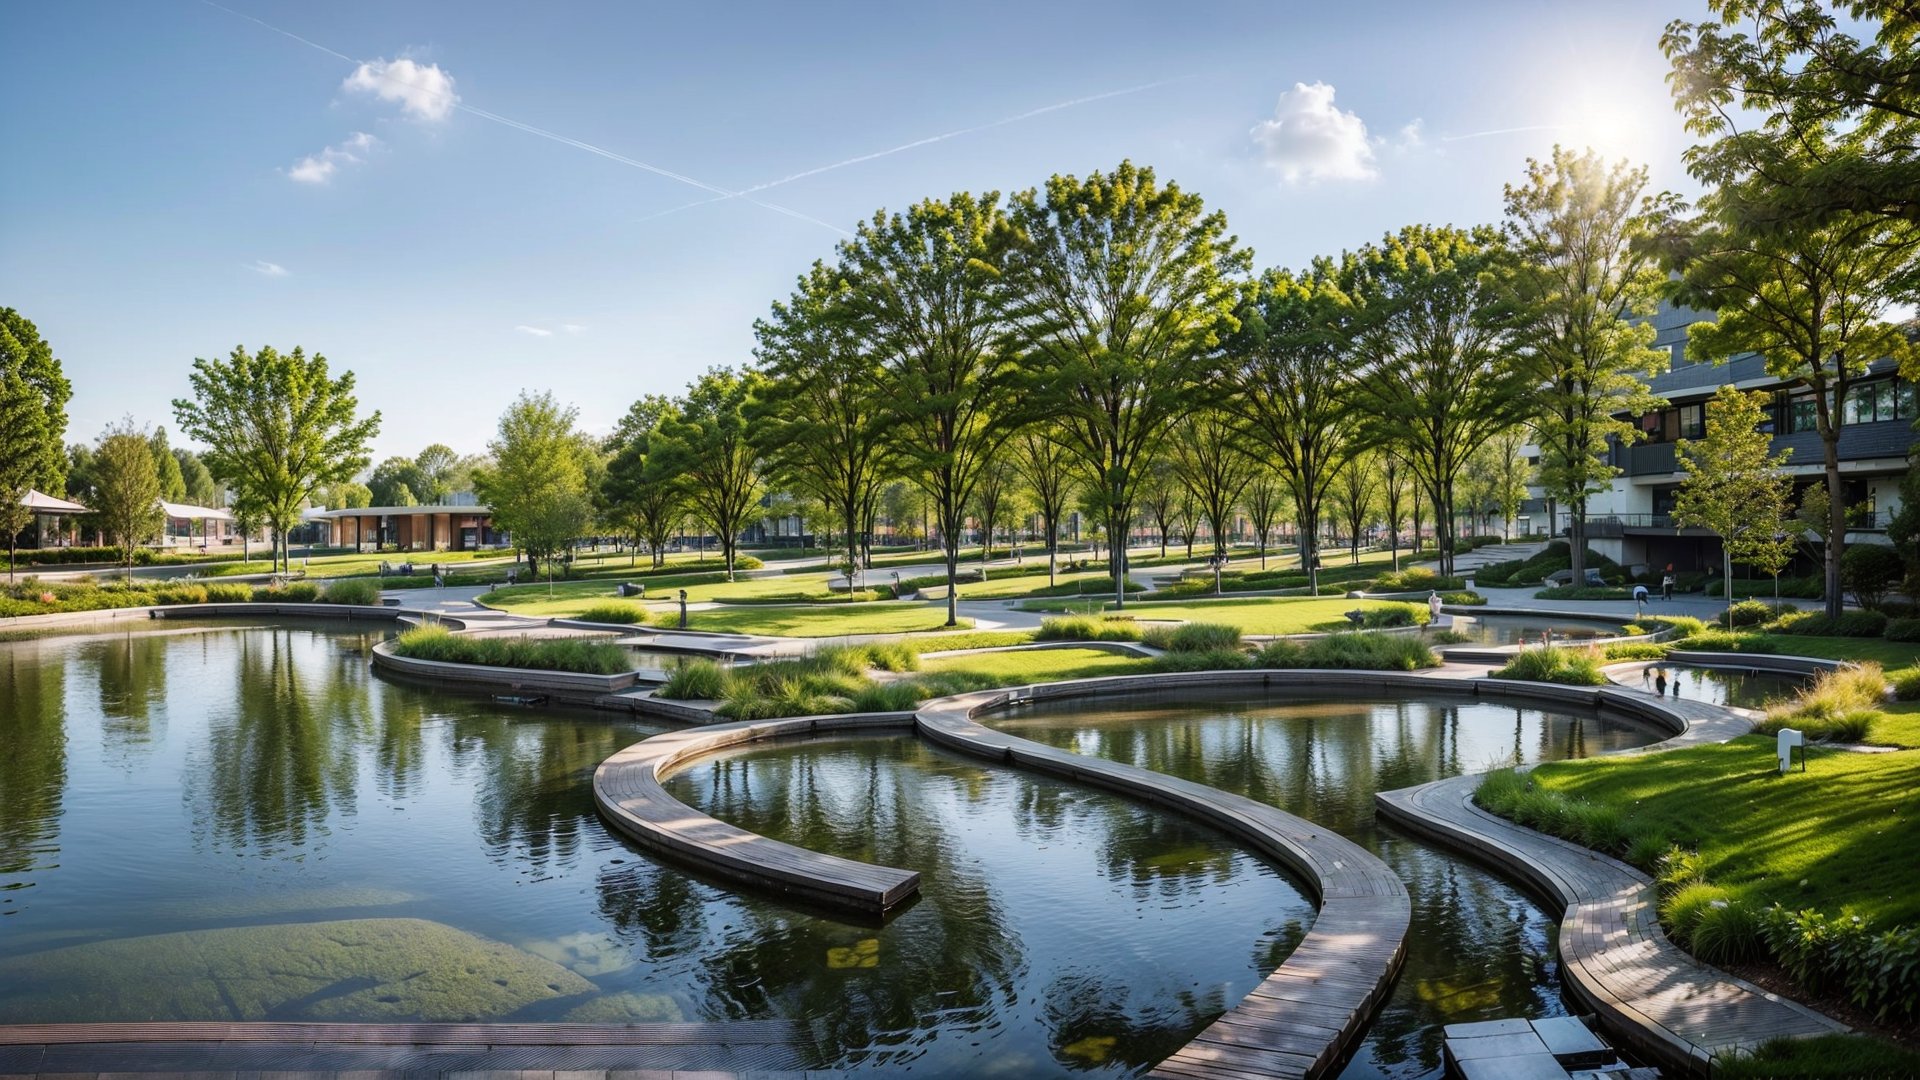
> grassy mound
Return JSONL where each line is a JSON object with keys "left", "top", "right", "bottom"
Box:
{"left": 389, "top": 624, "right": 631, "bottom": 675}
{"left": 1490, "top": 646, "right": 1607, "bottom": 686}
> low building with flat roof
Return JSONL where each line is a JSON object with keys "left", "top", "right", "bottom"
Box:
{"left": 310, "top": 505, "right": 499, "bottom": 552}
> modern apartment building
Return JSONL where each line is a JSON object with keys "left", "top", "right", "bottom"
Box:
{"left": 1522, "top": 302, "right": 1915, "bottom": 574}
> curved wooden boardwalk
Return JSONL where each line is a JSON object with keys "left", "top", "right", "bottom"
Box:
{"left": 917, "top": 672, "right": 1415, "bottom": 1080}
{"left": 592, "top": 712, "right": 923, "bottom": 914}
{"left": 1377, "top": 683, "right": 1848, "bottom": 1077}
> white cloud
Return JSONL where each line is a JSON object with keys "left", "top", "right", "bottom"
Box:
{"left": 1251, "top": 82, "right": 1378, "bottom": 183}
{"left": 560, "top": 323, "right": 586, "bottom": 336}
{"left": 287, "top": 131, "right": 379, "bottom": 184}
{"left": 247, "top": 260, "right": 289, "bottom": 277}
{"left": 514, "top": 325, "right": 553, "bottom": 337}
{"left": 342, "top": 58, "right": 459, "bottom": 122}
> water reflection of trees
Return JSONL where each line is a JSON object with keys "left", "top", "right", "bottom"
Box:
{"left": 597, "top": 737, "right": 1030, "bottom": 1069}
{"left": 85, "top": 631, "right": 170, "bottom": 754}
{"left": 192, "top": 629, "right": 369, "bottom": 854}
{"left": 446, "top": 713, "right": 640, "bottom": 871}
{"left": 0, "top": 641, "right": 66, "bottom": 881}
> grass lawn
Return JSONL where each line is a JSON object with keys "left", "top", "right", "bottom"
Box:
{"left": 1681, "top": 632, "right": 1920, "bottom": 670}
{"left": 918, "top": 646, "right": 1149, "bottom": 686}
{"left": 478, "top": 572, "right": 870, "bottom": 615}
{"left": 684, "top": 603, "right": 971, "bottom": 637}
{"left": 1023, "top": 596, "right": 1424, "bottom": 635}
{"left": 934, "top": 569, "right": 1136, "bottom": 600}
{"left": 1525, "top": 737, "right": 1920, "bottom": 926}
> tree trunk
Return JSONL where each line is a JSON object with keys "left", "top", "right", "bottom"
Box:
{"left": 1569, "top": 497, "right": 1588, "bottom": 586}
{"left": 945, "top": 538, "right": 960, "bottom": 627}
{"left": 1824, "top": 436, "right": 1845, "bottom": 618}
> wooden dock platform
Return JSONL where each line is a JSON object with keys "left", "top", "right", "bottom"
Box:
{"left": 592, "top": 712, "right": 922, "bottom": 915}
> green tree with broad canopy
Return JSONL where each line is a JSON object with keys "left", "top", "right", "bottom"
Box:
{"left": 842, "top": 192, "right": 1016, "bottom": 626}
{"left": 172, "top": 345, "right": 380, "bottom": 574}
{"left": 651, "top": 368, "right": 765, "bottom": 582}
{"left": 1673, "top": 386, "right": 1796, "bottom": 625}
{"left": 599, "top": 395, "right": 685, "bottom": 569}
{"left": 92, "top": 418, "right": 166, "bottom": 578}
{"left": 1001, "top": 162, "right": 1250, "bottom": 608}
{"left": 472, "top": 391, "right": 597, "bottom": 579}
{"left": 0, "top": 309, "right": 72, "bottom": 576}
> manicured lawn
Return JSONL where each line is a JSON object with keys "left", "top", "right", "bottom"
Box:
{"left": 478, "top": 572, "right": 868, "bottom": 615}
{"left": 1525, "top": 737, "right": 1920, "bottom": 925}
{"left": 1682, "top": 632, "right": 1920, "bottom": 670}
{"left": 919, "top": 646, "right": 1150, "bottom": 686}
{"left": 685, "top": 603, "right": 971, "bottom": 637}
{"left": 900, "top": 630, "right": 1036, "bottom": 653}
{"left": 933, "top": 569, "right": 1136, "bottom": 600}
{"left": 1023, "top": 596, "right": 1424, "bottom": 635}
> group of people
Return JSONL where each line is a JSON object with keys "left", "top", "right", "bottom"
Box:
{"left": 1632, "top": 564, "right": 1680, "bottom": 607}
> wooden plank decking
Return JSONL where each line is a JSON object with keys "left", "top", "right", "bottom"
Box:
{"left": 916, "top": 672, "right": 1416, "bottom": 1080}
{"left": 591, "top": 713, "right": 922, "bottom": 915}
{"left": 1377, "top": 748, "right": 1847, "bottom": 1076}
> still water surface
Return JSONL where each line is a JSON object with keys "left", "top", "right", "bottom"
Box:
{"left": 988, "top": 691, "right": 1666, "bottom": 1078}
{"left": 0, "top": 621, "right": 1307, "bottom": 1077}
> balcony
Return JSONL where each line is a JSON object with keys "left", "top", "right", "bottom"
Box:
{"left": 1581, "top": 509, "right": 1892, "bottom": 537}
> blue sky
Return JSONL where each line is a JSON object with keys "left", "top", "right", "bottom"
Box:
{"left": 1, "top": 0, "right": 1709, "bottom": 461}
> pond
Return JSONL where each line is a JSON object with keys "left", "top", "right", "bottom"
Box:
{"left": 1616, "top": 662, "right": 1810, "bottom": 710}
{"left": 0, "top": 621, "right": 1308, "bottom": 1077}
{"left": 1444, "top": 613, "right": 1627, "bottom": 647}
{"left": 987, "top": 690, "right": 1668, "bottom": 1079}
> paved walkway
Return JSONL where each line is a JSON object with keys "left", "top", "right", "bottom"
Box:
{"left": 1376, "top": 685, "right": 1848, "bottom": 1076}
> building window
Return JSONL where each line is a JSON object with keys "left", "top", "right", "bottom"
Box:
{"left": 1789, "top": 394, "right": 1821, "bottom": 434}
{"left": 1678, "top": 403, "right": 1706, "bottom": 440}
{"left": 1842, "top": 379, "right": 1913, "bottom": 425}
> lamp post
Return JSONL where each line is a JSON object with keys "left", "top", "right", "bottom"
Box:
{"left": 678, "top": 589, "right": 688, "bottom": 630}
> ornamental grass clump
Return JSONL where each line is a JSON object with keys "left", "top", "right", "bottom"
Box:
{"left": 389, "top": 624, "right": 631, "bottom": 675}
{"left": 1491, "top": 646, "right": 1607, "bottom": 686}
{"left": 1757, "top": 663, "right": 1885, "bottom": 742}
{"left": 1255, "top": 633, "right": 1438, "bottom": 671}
{"left": 576, "top": 601, "right": 647, "bottom": 625}
{"left": 319, "top": 578, "right": 383, "bottom": 605}
{"left": 658, "top": 658, "right": 728, "bottom": 700}
{"left": 1036, "top": 615, "right": 1142, "bottom": 642}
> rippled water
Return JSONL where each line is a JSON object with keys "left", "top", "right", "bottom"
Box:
{"left": 1620, "top": 663, "right": 1809, "bottom": 709}
{"left": 988, "top": 691, "right": 1666, "bottom": 1079}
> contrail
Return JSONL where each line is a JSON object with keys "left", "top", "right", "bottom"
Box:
{"left": 1440, "top": 124, "right": 1569, "bottom": 142}
{"left": 637, "top": 76, "right": 1192, "bottom": 224}
{"left": 197, "top": 0, "right": 850, "bottom": 235}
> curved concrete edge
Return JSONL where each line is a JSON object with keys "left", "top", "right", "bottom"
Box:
{"left": 1373, "top": 677, "right": 1847, "bottom": 1076}
{"left": 1662, "top": 650, "right": 1847, "bottom": 674}
{"left": 0, "top": 600, "right": 423, "bottom": 631}
{"left": 592, "top": 713, "right": 922, "bottom": 915}
{"left": 915, "top": 669, "right": 1417, "bottom": 1080}
{"left": 918, "top": 639, "right": 1157, "bottom": 660}
{"left": 371, "top": 639, "right": 639, "bottom": 697}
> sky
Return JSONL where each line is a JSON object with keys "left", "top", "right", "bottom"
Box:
{"left": 1, "top": 0, "right": 1713, "bottom": 463}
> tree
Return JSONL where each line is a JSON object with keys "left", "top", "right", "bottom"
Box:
{"left": 1242, "top": 468, "right": 1285, "bottom": 570}
{"left": 1664, "top": 160, "right": 1919, "bottom": 617}
{"left": 413, "top": 443, "right": 460, "bottom": 503}
{"left": 1003, "top": 162, "right": 1250, "bottom": 608}
{"left": 1331, "top": 453, "right": 1380, "bottom": 564}
{"left": 600, "top": 398, "right": 684, "bottom": 569}
{"left": 971, "top": 455, "right": 1018, "bottom": 573}
{"left": 1137, "top": 455, "right": 1180, "bottom": 561}
{"left": 1225, "top": 267, "right": 1358, "bottom": 593}
{"left": 1379, "top": 452, "right": 1413, "bottom": 572}
{"left": 1842, "top": 542, "right": 1905, "bottom": 611}
{"left": 1505, "top": 148, "right": 1674, "bottom": 582}
{"left": 1664, "top": 1, "right": 1920, "bottom": 230}
{"left": 149, "top": 427, "right": 186, "bottom": 502}
{"left": 1168, "top": 409, "right": 1255, "bottom": 561}
{"left": 324, "top": 481, "right": 372, "bottom": 510}
{"left": 1346, "top": 226, "right": 1532, "bottom": 577}
{"left": 1015, "top": 426, "right": 1078, "bottom": 585}
{"left": 751, "top": 262, "right": 895, "bottom": 590}
{"left": 173, "top": 448, "right": 220, "bottom": 506}
{"left": 0, "top": 309, "right": 71, "bottom": 575}
{"left": 92, "top": 419, "right": 166, "bottom": 577}
{"left": 368, "top": 456, "right": 425, "bottom": 507}
{"left": 472, "top": 392, "right": 594, "bottom": 578}
{"left": 844, "top": 192, "right": 1015, "bottom": 626}
{"left": 173, "top": 345, "right": 380, "bottom": 574}
{"left": 651, "top": 369, "right": 765, "bottom": 582}
{"left": 1673, "top": 386, "right": 1796, "bottom": 625}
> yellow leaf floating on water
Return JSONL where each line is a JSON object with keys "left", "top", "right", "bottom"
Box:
{"left": 1061, "top": 1035, "right": 1118, "bottom": 1063}
{"left": 825, "top": 938, "right": 880, "bottom": 970}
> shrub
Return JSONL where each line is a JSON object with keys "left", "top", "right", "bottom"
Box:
{"left": 1161, "top": 622, "right": 1243, "bottom": 653}
{"left": 388, "top": 624, "right": 631, "bottom": 675}
{"left": 1682, "top": 628, "right": 1778, "bottom": 653}
{"left": 319, "top": 578, "right": 383, "bottom": 605}
{"left": 1706, "top": 575, "right": 1825, "bottom": 599}
{"left": 203, "top": 582, "right": 255, "bottom": 602}
{"left": 1440, "top": 590, "right": 1486, "bottom": 606}
{"left": 1842, "top": 543, "right": 1905, "bottom": 610}
{"left": 659, "top": 659, "right": 728, "bottom": 699}
{"left": 576, "top": 601, "right": 647, "bottom": 625}
{"left": 849, "top": 681, "right": 925, "bottom": 712}
{"left": 252, "top": 581, "right": 320, "bottom": 602}
{"left": 1534, "top": 585, "right": 1633, "bottom": 601}
{"left": 1626, "top": 614, "right": 1707, "bottom": 641}
{"left": 1656, "top": 846, "right": 1708, "bottom": 894}
{"left": 1690, "top": 899, "right": 1767, "bottom": 965}
{"left": 1604, "top": 642, "right": 1670, "bottom": 661}
{"left": 1491, "top": 646, "right": 1607, "bottom": 686}
{"left": 1885, "top": 618, "right": 1920, "bottom": 642}
{"left": 1717, "top": 1035, "right": 1920, "bottom": 1080}
{"left": 1036, "top": 615, "right": 1142, "bottom": 642}
{"left": 1727, "top": 599, "right": 1783, "bottom": 629}
{"left": 1774, "top": 610, "right": 1889, "bottom": 637}
{"left": 151, "top": 583, "right": 209, "bottom": 606}
{"left": 1428, "top": 629, "right": 1473, "bottom": 645}
{"left": 1624, "top": 830, "right": 1675, "bottom": 870}
{"left": 1661, "top": 880, "right": 1732, "bottom": 943}
{"left": 1152, "top": 647, "right": 1255, "bottom": 673}
{"left": 1891, "top": 668, "right": 1920, "bottom": 701}
{"left": 1359, "top": 604, "right": 1421, "bottom": 629}
{"left": 854, "top": 641, "right": 919, "bottom": 672}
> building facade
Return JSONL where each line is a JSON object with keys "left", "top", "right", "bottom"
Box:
{"left": 1523, "top": 303, "right": 1914, "bottom": 574}
{"left": 311, "top": 505, "right": 499, "bottom": 552}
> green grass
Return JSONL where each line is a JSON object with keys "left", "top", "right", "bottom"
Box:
{"left": 683, "top": 603, "right": 971, "bottom": 637}
{"left": 388, "top": 624, "right": 631, "bottom": 675}
{"left": 1491, "top": 646, "right": 1609, "bottom": 686}
{"left": 1520, "top": 738, "right": 1920, "bottom": 926}
{"left": 918, "top": 646, "right": 1149, "bottom": 687}
{"left": 1020, "top": 597, "right": 1427, "bottom": 636}
{"left": 1715, "top": 1034, "right": 1920, "bottom": 1079}
{"left": 902, "top": 630, "right": 1036, "bottom": 653}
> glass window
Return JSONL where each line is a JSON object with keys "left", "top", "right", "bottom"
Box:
{"left": 1877, "top": 381, "right": 1898, "bottom": 422}
{"left": 1679, "top": 404, "right": 1705, "bottom": 440}
{"left": 1790, "top": 396, "right": 1820, "bottom": 434}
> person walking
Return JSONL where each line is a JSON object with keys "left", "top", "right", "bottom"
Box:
{"left": 1661, "top": 565, "right": 1675, "bottom": 601}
